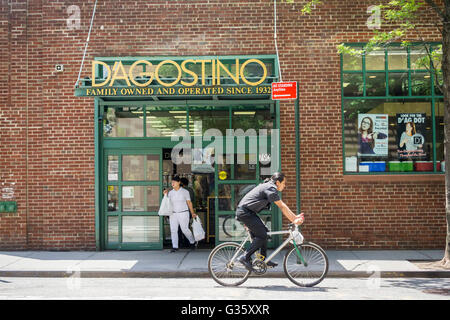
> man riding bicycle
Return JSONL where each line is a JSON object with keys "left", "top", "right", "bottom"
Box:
{"left": 236, "top": 172, "right": 304, "bottom": 271}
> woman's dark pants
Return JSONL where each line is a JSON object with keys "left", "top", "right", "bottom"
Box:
{"left": 236, "top": 207, "right": 268, "bottom": 260}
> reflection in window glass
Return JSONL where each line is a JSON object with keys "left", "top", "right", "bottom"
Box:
{"left": 435, "top": 72, "right": 443, "bottom": 95}
{"left": 147, "top": 155, "right": 159, "bottom": 181}
{"left": 218, "top": 184, "right": 232, "bottom": 211}
{"left": 107, "top": 216, "right": 119, "bottom": 243}
{"left": 218, "top": 184, "right": 257, "bottom": 211}
{"left": 234, "top": 184, "right": 257, "bottom": 209}
{"left": 232, "top": 107, "right": 273, "bottom": 133}
{"left": 241, "top": 60, "right": 267, "bottom": 79}
{"left": 366, "top": 73, "right": 386, "bottom": 96}
{"left": 218, "top": 214, "right": 271, "bottom": 242}
{"left": 218, "top": 215, "right": 247, "bottom": 241}
{"left": 435, "top": 100, "right": 445, "bottom": 169}
{"left": 343, "top": 99, "right": 434, "bottom": 173}
{"left": 343, "top": 51, "right": 362, "bottom": 71}
{"left": 343, "top": 73, "right": 363, "bottom": 97}
{"left": 388, "top": 49, "right": 407, "bottom": 70}
{"left": 189, "top": 107, "right": 229, "bottom": 136}
{"left": 146, "top": 107, "right": 186, "bottom": 137}
{"left": 411, "top": 72, "right": 431, "bottom": 96}
{"left": 107, "top": 186, "right": 118, "bottom": 212}
{"left": 103, "top": 107, "right": 143, "bottom": 137}
{"left": 432, "top": 46, "right": 442, "bottom": 71}
{"left": 235, "top": 153, "right": 257, "bottom": 181}
{"left": 366, "top": 50, "right": 385, "bottom": 71}
{"left": 122, "top": 186, "right": 145, "bottom": 211}
{"left": 122, "top": 216, "right": 159, "bottom": 243}
{"left": 388, "top": 72, "right": 409, "bottom": 96}
{"left": 259, "top": 152, "right": 272, "bottom": 180}
{"left": 122, "top": 155, "right": 146, "bottom": 181}
{"left": 147, "top": 186, "right": 160, "bottom": 211}
{"left": 410, "top": 47, "right": 429, "bottom": 70}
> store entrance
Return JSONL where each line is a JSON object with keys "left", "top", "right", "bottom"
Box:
{"left": 162, "top": 148, "right": 216, "bottom": 249}
{"left": 99, "top": 100, "right": 279, "bottom": 250}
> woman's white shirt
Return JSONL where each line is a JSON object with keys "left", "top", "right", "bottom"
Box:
{"left": 168, "top": 187, "right": 191, "bottom": 213}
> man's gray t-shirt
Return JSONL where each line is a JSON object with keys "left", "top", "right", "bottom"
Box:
{"left": 237, "top": 181, "right": 281, "bottom": 213}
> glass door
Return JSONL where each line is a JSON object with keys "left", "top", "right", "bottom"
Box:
{"left": 213, "top": 104, "right": 279, "bottom": 247}
{"left": 104, "top": 149, "right": 163, "bottom": 250}
{"left": 214, "top": 141, "right": 277, "bottom": 248}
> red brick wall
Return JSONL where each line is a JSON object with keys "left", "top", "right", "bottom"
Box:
{"left": 0, "top": 0, "right": 445, "bottom": 250}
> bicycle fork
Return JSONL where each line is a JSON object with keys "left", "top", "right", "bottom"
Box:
{"left": 292, "top": 240, "right": 307, "bottom": 266}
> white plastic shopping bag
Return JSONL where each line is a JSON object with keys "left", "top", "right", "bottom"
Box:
{"left": 158, "top": 195, "right": 173, "bottom": 216}
{"left": 290, "top": 230, "right": 304, "bottom": 245}
{"left": 192, "top": 216, "right": 205, "bottom": 241}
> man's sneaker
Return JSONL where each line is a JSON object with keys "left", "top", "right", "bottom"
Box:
{"left": 169, "top": 248, "right": 178, "bottom": 253}
{"left": 237, "top": 254, "right": 254, "bottom": 272}
{"left": 266, "top": 261, "right": 278, "bottom": 268}
{"left": 190, "top": 242, "right": 197, "bottom": 251}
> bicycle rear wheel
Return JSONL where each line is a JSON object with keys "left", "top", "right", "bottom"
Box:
{"left": 283, "top": 242, "right": 329, "bottom": 287}
{"left": 208, "top": 242, "right": 250, "bottom": 287}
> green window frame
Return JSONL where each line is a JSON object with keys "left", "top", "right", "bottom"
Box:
{"left": 341, "top": 43, "right": 444, "bottom": 175}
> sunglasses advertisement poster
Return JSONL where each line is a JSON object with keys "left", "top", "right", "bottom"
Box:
{"left": 357, "top": 114, "right": 389, "bottom": 156}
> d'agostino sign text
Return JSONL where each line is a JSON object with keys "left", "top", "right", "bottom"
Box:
{"left": 75, "top": 57, "right": 274, "bottom": 97}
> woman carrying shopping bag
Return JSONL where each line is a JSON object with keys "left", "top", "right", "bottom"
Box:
{"left": 163, "top": 175, "right": 197, "bottom": 253}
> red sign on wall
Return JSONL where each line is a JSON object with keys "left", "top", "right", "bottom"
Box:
{"left": 271, "top": 81, "right": 297, "bottom": 100}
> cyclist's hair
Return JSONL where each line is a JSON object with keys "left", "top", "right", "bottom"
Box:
{"left": 264, "top": 172, "right": 285, "bottom": 184}
{"left": 172, "top": 174, "right": 181, "bottom": 182}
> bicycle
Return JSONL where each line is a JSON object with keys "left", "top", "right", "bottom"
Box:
{"left": 208, "top": 223, "right": 328, "bottom": 287}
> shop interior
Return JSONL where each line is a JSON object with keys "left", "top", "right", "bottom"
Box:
{"left": 162, "top": 148, "right": 216, "bottom": 248}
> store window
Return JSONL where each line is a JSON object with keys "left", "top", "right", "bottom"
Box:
{"left": 146, "top": 106, "right": 186, "bottom": 137}
{"left": 342, "top": 44, "right": 444, "bottom": 174}
{"left": 104, "top": 106, "right": 143, "bottom": 137}
{"left": 189, "top": 106, "right": 229, "bottom": 136}
{"left": 232, "top": 106, "right": 273, "bottom": 133}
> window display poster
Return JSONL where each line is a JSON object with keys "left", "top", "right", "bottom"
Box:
{"left": 396, "top": 113, "right": 427, "bottom": 159}
{"left": 357, "top": 114, "right": 389, "bottom": 156}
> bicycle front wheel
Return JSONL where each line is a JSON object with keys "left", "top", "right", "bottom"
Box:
{"left": 208, "top": 242, "right": 250, "bottom": 287}
{"left": 283, "top": 242, "right": 329, "bottom": 287}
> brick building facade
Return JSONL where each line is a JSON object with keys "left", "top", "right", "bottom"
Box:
{"left": 0, "top": 0, "right": 446, "bottom": 250}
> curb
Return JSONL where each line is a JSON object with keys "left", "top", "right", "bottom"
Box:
{"left": 1, "top": 270, "right": 449, "bottom": 278}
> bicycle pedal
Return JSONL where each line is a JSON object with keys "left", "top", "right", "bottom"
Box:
{"left": 255, "top": 253, "right": 265, "bottom": 261}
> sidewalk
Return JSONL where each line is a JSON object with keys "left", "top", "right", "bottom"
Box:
{"left": 0, "top": 249, "right": 449, "bottom": 278}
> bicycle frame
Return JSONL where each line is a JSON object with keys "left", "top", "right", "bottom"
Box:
{"left": 229, "top": 227, "right": 306, "bottom": 266}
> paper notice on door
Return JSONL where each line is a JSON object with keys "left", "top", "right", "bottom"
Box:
{"left": 108, "top": 160, "right": 119, "bottom": 181}
{"left": 122, "top": 186, "right": 134, "bottom": 199}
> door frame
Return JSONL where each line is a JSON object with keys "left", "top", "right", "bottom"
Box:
{"left": 103, "top": 148, "right": 163, "bottom": 250}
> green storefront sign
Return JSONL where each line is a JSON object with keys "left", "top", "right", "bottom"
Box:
{"left": 76, "top": 84, "right": 272, "bottom": 97}
{"left": 75, "top": 55, "right": 277, "bottom": 98}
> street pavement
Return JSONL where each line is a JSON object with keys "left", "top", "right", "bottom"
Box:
{"left": 0, "top": 249, "right": 448, "bottom": 278}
